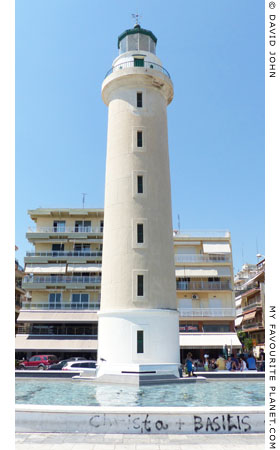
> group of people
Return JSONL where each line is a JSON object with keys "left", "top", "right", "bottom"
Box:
{"left": 183, "top": 349, "right": 265, "bottom": 376}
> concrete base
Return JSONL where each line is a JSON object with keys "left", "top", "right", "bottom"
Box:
{"left": 15, "top": 405, "right": 265, "bottom": 434}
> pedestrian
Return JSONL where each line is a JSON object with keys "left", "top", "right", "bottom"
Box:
{"left": 185, "top": 352, "right": 194, "bottom": 377}
{"left": 259, "top": 348, "right": 265, "bottom": 371}
{"left": 246, "top": 352, "right": 257, "bottom": 370}
{"left": 204, "top": 354, "right": 209, "bottom": 371}
{"left": 215, "top": 354, "right": 226, "bottom": 370}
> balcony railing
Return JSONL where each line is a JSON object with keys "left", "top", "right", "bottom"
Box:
{"left": 176, "top": 280, "right": 232, "bottom": 291}
{"left": 26, "top": 251, "right": 102, "bottom": 258}
{"left": 104, "top": 60, "right": 171, "bottom": 79}
{"left": 173, "top": 230, "right": 230, "bottom": 238}
{"left": 21, "top": 302, "right": 100, "bottom": 310}
{"left": 175, "top": 254, "right": 231, "bottom": 263}
{"left": 27, "top": 226, "right": 103, "bottom": 233}
{"left": 22, "top": 276, "right": 101, "bottom": 285}
{"left": 242, "top": 301, "right": 262, "bottom": 312}
{"left": 179, "top": 308, "right": 236, "bottom": 317}
{"left": 242, "top": 321, "right": 264, "bottom": 330}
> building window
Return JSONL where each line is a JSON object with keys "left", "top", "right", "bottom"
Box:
{"left": 75, "top": 221, "right": 91, "bottom": 232}
{"left": 74, "top": 243, "right": 90, "bottom": 254}
{"left": 137, "top": 330, "right": 144, "bottom": 353}
{"left": 137, "top": 92, "right": 143, "bottom": 108}
{"left": 137, "top": 131, "right": 143, "bottom": 147}
{"left": 53, "top": 221, "right": 65, "bottom": 232}
{"left": 203, "top": 324, "right": 230, "bottom": 332}
{"left": 71, "top": 293, "right": 89, "bottom": 309}
{"left": 100, "top": 220, "right": 104, "bottom": 232}
{"left": 137, "top": 223, "right": 144, "bottom": 244}
{"left": 49, "top": 293, "right": 62, "bottom": 309}
{"left": 52, "top": 244, "right": 64, "bottom": 252}
{"left": 137, "top": 275, "right": 144, "bottom": 296}
{"left": 137, "top": 176, "right": 143, "bottom": 194}
{"left": 134, "top": 58, "right": 144, "bottom": 67}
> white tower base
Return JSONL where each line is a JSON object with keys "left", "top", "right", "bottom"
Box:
{"left": 96, "top": 309, "right": 180, "bottom": 385}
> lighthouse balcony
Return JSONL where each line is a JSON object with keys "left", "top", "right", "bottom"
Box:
{"left": 104, "top": 59, "right": 171, "bottom": 79}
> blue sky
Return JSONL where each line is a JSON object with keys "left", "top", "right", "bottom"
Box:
{"left": 15, "top": 0, "right": 264, "bottom": 273}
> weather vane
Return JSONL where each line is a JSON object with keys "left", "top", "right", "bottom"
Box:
{"left": 132, "top": 13, "right": 142, "bottom": 26}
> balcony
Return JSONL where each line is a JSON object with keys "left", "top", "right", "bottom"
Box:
{"left": 175, "top": 254, "right": 231, "bottom": 264}
{"left": 173, "top": 230, "right": 230, "bottom": 238}
{"left": 176, "top": 280, "right": 232, "bottom": 291}
{"left": 25, "top": 251, "right": 102, "bottom": 263}
{"left": 179, "top": 308, "right": 236, "bottom": 317}
{"left": 21, "top": 302, "right": 100, "bottom": 310}
{"left": 242, "top": 321, "right": 264, "bottom": 330}
{"left": 105, "top": 60, "right": 171, "bottom": 79}
{"left": 22, "top": 275, "right": 101, "bottom": 289}
{"left": 27, "top": 226, "right": 103, "bottom": 234}
{"left": 242, "top": 301, "right": 262, "bottom": 312}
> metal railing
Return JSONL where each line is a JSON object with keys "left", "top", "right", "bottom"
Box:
{"left": 22, "top": 276, "right": 101, "bottom": 285}
{"left": 175, "top": 254, "right": 231, "bottom": 263}
{"left": 179, "top": 308, "right": 236, "bottom": 317}
{"left": 27, "top": 226, "right": 103, "bottom": 233}
{"left": 176, "top": 280, "right": 232, "bottom": 290}
{"left": 242, "top": 300, "right": 262, "bottom": 312}
{"left": 26, "top": 251, "right": 102, "bottom": 258}
{"left": 173, "top": 230, "right": 230, "bottom": 238}
{"left": 242, "top": 321, "right": 264, "bottom": 330}
{"left": 21, "top": 302, "right": 100, "bottom": 310}
{"left": 104, "top": 60, "right": 171, "bottom": 79}
{"left": 17, "top": 327, "right": 98, "bottom": 336}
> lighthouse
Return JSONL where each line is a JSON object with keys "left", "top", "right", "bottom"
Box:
{"left": 97, "top": 23, "right": 180, "bottom": 384}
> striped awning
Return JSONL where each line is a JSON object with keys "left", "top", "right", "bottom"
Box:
{"left": 175, "top": 267, "right": 231, "bottom": 277}
{"left": 25, "top": 264, "right": 66, "bottom": 274}
{"left": 17, "top": 311, "right": 99, "bottom": 323}
{"left": 243, "top": 311, "right": 256, "bottom": 321}
{"left": 235, "top": 316, "right": 243, "bottom": 326}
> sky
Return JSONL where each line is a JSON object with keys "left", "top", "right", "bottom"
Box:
{"left": 15, "top": 0, "right": 264, "bottom": 273}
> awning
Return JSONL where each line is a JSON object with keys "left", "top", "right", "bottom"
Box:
{"left": 179, "top": 333, "right": 241, "bottom": 348}
{"left": 17, "top": 311, "right": 99, "bottom": 323}
{"left": 235, "top": 298, "right": 242, "bottom": 307}
{"left": 25, "top": 264, "right": 66, "bottom": 274}
{"left": 243, "top": 311, "right": 256, "bottom": 321}
{"left": 202, "top": 242, "right": 231, "bottom": 254}
{"left": 67, "top": 264, "right": 102, "bottom": 273}
{"left": 175, "top": 267, "right": 231, "bottom": 277}
{"left": 15, "top": 335, "right": 98, "bottom": 351}
{"left": 235, "top": 316, "right": 243, "bottom": 326}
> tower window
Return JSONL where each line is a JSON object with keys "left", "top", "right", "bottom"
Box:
{"left": 137, "top": 330, "right": 144, "bottom": 353}
{"left": 137, "top": 131, "right": 143, "bottom": 147}
{"left": 137, "top": 92, "right": 143, "bottom": 108}
{"left": 137, "top": 176, "right": 143, "bottom": 194}
{"left": 134, "top": 58, "right": 144, "bottom": 67}
{"left": 137, "top": 274, "right": 144, "bottom": 296}
{"left": 137, "top": 223, "right": 144, "bottom": 244}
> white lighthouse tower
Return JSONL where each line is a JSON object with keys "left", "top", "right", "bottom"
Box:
{"left": 97, "top": 23, "right": 180, "bottom": 384}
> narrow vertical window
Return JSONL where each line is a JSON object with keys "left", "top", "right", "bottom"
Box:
{"left": 137, "top": 274, "right": 144, "bottom": 296}
{"left": 137, "top": 223, "right": 144, "bottom": 244}
{"left": 137, "top": 330, "right": 144, "bottom": 353}
{"left": 137, "top": 175, "right": 143, "bottom": 194}
{"left": 137, "top": 131, "right": 143, "bottom": 147}
{"left": 137, "top": 92, "right": 143, "bottom": 107}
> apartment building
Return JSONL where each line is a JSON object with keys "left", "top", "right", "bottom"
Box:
{"left": 174, "top": 230, "right": 240, "bottom": 362}
{"left": 15, "top": 246, "right": 26, "bottom": 334}
{"left": 234, "top": 259, "right": 265, "bottom": 356}
{"left": 15, "top": 209, "right": 241, "bottom": 361}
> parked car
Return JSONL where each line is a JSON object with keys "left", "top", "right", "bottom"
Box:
{"left": 18, "top": 355, "right": 58, "bottom": 370}
{"left": 62, "top": 360, "right": 97, "bottom": 374}
{"left": 49, "top": 357, "right": 85, "bottom": 370}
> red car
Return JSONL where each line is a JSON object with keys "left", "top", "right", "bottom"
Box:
{"left": 18, "top": 355, "right": 58, "bottom": 370}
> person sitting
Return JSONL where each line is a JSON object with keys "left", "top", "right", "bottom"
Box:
{"left": 239, "top": 356, "right": 248, "bottom": 371}
{"left": 246, "top": 352, "right": 257, "bottom": 370}
{"left": 230, "top": 353, "right": 240, "bottom": 371}
{"left": 209, "top": 358, "right": 217, "bottom": 370}
{"left": 216, "top": 354, "right": 226, "bottom": 370}
{"left": 259, "top": 348, "right": 265, "bottom": 371}
{"left": 226, "top": 356, "right": 232, "bottom": 371}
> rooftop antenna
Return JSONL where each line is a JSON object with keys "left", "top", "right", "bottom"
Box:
{"left": 81, "top": 193, "right": 87, "bottom": 208}
{"left": 177, "top": 214, "right": 181, "bottom": 232}
{"left": 132, "top": 12, "right": 142, "bottom": 27}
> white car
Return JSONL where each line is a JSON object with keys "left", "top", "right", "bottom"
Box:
{"left": 62, "top": 360, "right": 97, "bottom": 374}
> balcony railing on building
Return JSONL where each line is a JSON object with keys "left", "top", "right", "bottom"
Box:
{"left": 176, "top": 280, "right": 232, "bottom": 290}
{"left": 179, "top": 308, "right": 236, "bottom": 317}
{"left": 26, "top": 251, "right": 102, "bottom": 258}
{"left": 21, "top": 301, "right": 101, "bottom": 310}
{"left": 27, "top": 226, "right": 103, "bottom": 233}
{"left": 242, "top": 300, "right": 262, "bottom": 312}
{"left": 22, "top": 276, "right": 101, "bottom": 285}
{"left": 173, "top": 230, "right": 230, "bottom": 238}
{"left": 242, "top": 321, "right": 264, "bottom": 330}
{"left": 175, "top": 254, "right": 231, "bottom": 263}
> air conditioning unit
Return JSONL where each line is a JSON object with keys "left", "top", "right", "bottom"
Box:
{"left": 192, "top": 294, "right": 199, "bottom": 300}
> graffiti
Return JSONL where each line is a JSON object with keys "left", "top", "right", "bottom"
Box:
{"left": 89, "top": 413, "right": 253, "bottom": 434}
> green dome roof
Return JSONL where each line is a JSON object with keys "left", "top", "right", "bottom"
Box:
{"left": 118, "top": 25, "right": 157, "bottom": 49}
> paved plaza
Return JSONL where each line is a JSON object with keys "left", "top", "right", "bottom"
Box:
{"left": 15, "top": 432, "right": 265, "bottom": 449}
